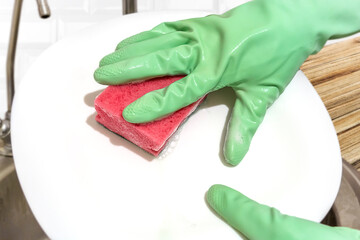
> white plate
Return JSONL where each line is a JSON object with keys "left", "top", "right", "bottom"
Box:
{"left": 11, "top": 11, "right": 342, "bottom": 240}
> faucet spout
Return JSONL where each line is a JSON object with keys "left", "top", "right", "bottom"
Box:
{"left": 6, "top": 0, "right": 22, "bottom": 114}
{"left": 36, "top": 0, "right": 51, "bottom": 19}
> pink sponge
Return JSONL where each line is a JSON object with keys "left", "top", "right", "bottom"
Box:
{"left": 95, "top": 76, "right": 205, "bottom": 156}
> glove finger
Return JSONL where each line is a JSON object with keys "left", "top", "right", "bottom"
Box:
{"left": 223, "top": 85, "right": 280, "bottom": 166}
{"left": 114, "top": 20, "right": 178, "bottom": 50}
{"left": 94, "top": 44, "right": 198, "bottom": 85}
{"left": 115, "top": 30, "right": 164, "bottom": 51}
{"left": 122, "top": 72, "right": 211, "bottom": 123}
{"left": 100, "top": 31, "right": 191, "bottom": 67}
{"left": 150, "top": 21, "right": 179, "bottom": 34}
{"left": 206, "top": 184, "right": 360, "bottom": 240}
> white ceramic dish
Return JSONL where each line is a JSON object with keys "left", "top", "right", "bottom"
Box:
{"left": 11, "top": 11, "right": 342, "bottom": 240}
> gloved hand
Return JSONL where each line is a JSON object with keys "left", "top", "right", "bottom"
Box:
{"left": 94, "top": 0, "right": 360, "bottom": 165}
{"left": 206, "top": 184, "right": 360, "bottom": 240}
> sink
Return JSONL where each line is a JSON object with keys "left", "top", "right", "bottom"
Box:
{"left": 0, "top": 155, "right": 48, "bottom": 240}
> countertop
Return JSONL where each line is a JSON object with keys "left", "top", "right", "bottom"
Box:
{"left": 301, "top": 36, "right": 360, "bottom": 171}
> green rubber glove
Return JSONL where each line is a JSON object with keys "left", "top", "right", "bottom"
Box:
{"left": 94, "top": 0, "right": 360, "bottom": 165}
{"left": 206, "top": 184, "right": 360, "bottom": 240}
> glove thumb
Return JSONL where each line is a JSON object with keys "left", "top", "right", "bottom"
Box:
{"left": 223, "top": 87, "right": 271, "bottom": 166}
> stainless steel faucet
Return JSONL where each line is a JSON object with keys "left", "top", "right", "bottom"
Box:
{"left": 0, "top": 0, "right": 51, "bottom": 157}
